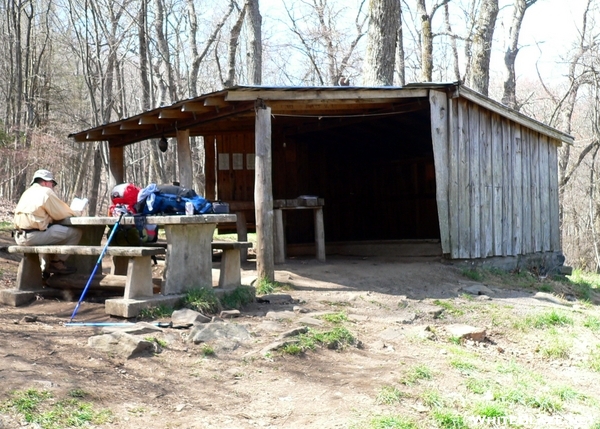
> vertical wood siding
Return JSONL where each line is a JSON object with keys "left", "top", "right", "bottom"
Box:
{"left": 430, "top": 91, "right": 561, "bottom": 259}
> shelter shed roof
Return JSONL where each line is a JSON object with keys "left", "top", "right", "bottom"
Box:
{"left": 68, "top": 83, "right": 574, "bottom": 147}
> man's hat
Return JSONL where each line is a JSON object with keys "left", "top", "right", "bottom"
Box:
{"left": 30, "top": 169, "right": 57, "bottom": 186}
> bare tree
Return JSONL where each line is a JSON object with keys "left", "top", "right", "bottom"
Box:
{"left": 466, "top": 0, "right": 498, "bottom": 95}
{"left": 246, "top": 0, "right": 262, "bottom": 85}
{"left": 413, "top": 0, "right": 449, "bottom": 82}
{"left": 283, "top": 0, "right": 367, "bottom": 86}
{"left": 501, "top": 0, "right": 537, "bottom": 109}
{"left": 363, "top": 0, "right": 400, "bottom": 86}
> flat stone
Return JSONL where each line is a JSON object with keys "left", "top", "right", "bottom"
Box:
{"left": 379, "top": 328, "right": 404, "bottom": 341}
{"left": 533, "top": 292, "right": 572, "bottom": 306}
{"left": 172, "top": 308, "right": 211, "bottom": 327}
{"left": 446, "top": 324, "right": 486, "bottom": 342}
{"left": 298, "top": 316, "right": 324, "bottom": 326}
{"left": 88, "top": 332, "right": 157, "bottom": 359}
{"left": 460, "top": 283, "right": 495, "bottom": 296}
{"left": 265, "top": 310, "right": 297, "bottom": 321}
{"left": 220, "top": 310, "right": 241, "bottom": 319}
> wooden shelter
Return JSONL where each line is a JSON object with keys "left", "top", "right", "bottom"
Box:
{"left": 69, "top": 82, "right": 574, "bottom": 278}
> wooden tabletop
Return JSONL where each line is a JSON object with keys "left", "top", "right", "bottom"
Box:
{"left": 60, "top": 214, "right": 237, "bottom": 226}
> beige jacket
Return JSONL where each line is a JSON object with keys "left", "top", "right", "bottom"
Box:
{"left": 13, "top": 183, "right": 77, "bottom": 231}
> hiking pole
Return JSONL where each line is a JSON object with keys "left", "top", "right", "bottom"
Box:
{"left": 69, "top": 213, "right": 125, "bottom": 323}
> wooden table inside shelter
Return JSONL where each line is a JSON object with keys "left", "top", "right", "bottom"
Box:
{"left": 60, "top": 214, "right": 236, "bottom": 295}
{"left": 273, "top": 198, "right": 325, "bottom": 263}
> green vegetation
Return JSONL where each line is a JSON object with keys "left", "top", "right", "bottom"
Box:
{"left": 432, "top": 409, "right": 468, "bottom": 429}
{"left": 588, "top": 345, "right": 600, "bottom": 372}
{"left": 375, "top": 385, "right": 404, "bottom": 405}
{"left": 472, "top": 402, "right": 507, "bottom": 418}
{"left": 0, "top": 220, "right": 12, "bottom": 232}
{"left": 0, "top": 388, "right": 112, "bottom": 429}
{"left": 401, "top": 364, "right": 433, "bottom": 386}
{"left": 183, "top": 287, "right": 222, "bottom": 314}
{"left": 319, "top": 311, "right": 348, "bottom": 324}
{"left": 200, "top": 344, "right": 215, "bottom": 357}
{"left": 138, "top": 304, "right": 174, "bottom": 319}
{"left": 584, "top": 315, "right": 600, "bottom": 331}
{"left": 539, "top": 336, "right": 571, "bottom": 359}
{"left": 280, "top": 326, "right": 356, "bottom": 355}
{"left": 361, "top": 415, "right": 418, "bottom": 429}
{"left": 517, "top": 309, "right": 574, "bottom": 330}
{"left": 465, "top": 377, "right": 492, "bottom": 394}
{"left": 433, "top": 299, "right": 465, "bottom": 316}
{"left": 220, "top": 285, "right": 255, "bottom": 309}
{"left": 421, "top": 389, "right": 445, "bottom": 408}
{"left": 253, "top": 277, "right": 293, "bottom": 295}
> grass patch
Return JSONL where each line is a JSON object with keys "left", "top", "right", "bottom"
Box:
{"left": 432, "top": 299, "right": 465, "bottom": 316}
{"left": 539, "top": 336, "right": 571, "bottom": 359}
{"left": 461, "top": 268, "right": 483, "bottom": 281}
{"left": 220, "top": 285, "right": 255, "bottom": 309}
{"left": 421, "top": 389, "right": 444, "bottom": 408}
{"left": 281, "top": 326, "right": 357, "bottom": 355}
{"left": 493, "top": 384, "right": 563, "bottom": 414}
{"left": 0, "top": 388, "right": 112, "bottom": 428}
{"left": 364, "top": 415, "right": 418, "bottom": 429}
{"left": 465, "top": 377, "right": 492, "bottom": 394}
{"left": 588, "top": 346, "right": 600, "bottom": 372}
{"left": 375, "top": 385, "right": 404, "bottom": 405}
{"left": 432, "top": 409, "right": 468, "bottom": 429}
{"left": 0, "top": 220, "right": 12, "bottom": 232}
{"left": 401, "top": 364, "right": 433, "bottom": 385}
{"left": 253, "top": 278, "right": 292, "bottom": 295}
{"left": 183, "top": 287, "right": 222, "bottom": 314}
{"left": 449, "top": 358, "right": 477, "bottom": 374}
{"left": 138, "top": 304, "right": 174, "bottom": 319}
{"left": 584, "top": 315, "right": 600, "bottom": 331}
{"left": 318, "top": 311, "right": 348, "bottom": 324}
{"left": 523, "top": 309, "right": 574, "bottom": 330}
{"left": 199, "top": 344, "right": 215, "bottom": 357}
{"left": 472, "top": 401, "right": 507, "bottom": 418}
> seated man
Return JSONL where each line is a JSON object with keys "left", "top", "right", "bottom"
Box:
{"left": 13, "top": 169, "right": 83, "bottom": 275}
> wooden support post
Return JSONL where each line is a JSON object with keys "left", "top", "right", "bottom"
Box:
{"left": 274, "top": 208, "right": 285, "bottom": 264}
{"left": 177, "top": 128, "right": 193, "bottom": 188}
{"left": 314, "top": 207, "right": 326, "bottom": 262}
{"left": 108, "top": 145, "right": 124, "bottom": 190}
{"left": 254, "top": 100, "right": 275, "bottom": 281}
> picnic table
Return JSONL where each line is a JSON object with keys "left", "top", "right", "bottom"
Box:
{"left": 61, "top": 214, "right": 236, "bottom": 295}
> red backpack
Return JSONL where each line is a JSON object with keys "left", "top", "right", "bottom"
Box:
{"left": 109, "top": 183, "right": 140, "bottom": 216}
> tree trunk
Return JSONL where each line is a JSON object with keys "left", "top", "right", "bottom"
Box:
{"left": 417, "top": 0, "right": 432, "bottom": 82}
{"left": 246, "top": 0, "right": 262, "bottom": 85}
{"left": 224, "top": 3, "right": 247, "bottom": 88}
{"left": 501, "top": 0, "right": 537, "bottom": 109}
{"left": 467, "top": 0, "right": 499, "bottom": 96}
{"left": 363, "top": 0, "right": 400, "bottom": 86}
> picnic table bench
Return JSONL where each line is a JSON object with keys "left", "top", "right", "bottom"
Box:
{"left": 5, "top": 245, "right": 165, "bottom": 309}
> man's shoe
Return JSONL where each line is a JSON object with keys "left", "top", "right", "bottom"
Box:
{"left": 47, "top": 261, "right": 76, "bottom": 275}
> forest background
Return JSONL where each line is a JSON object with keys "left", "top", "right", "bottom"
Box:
{"left": 0, "top": 0, "right": 598, "bottom": 270}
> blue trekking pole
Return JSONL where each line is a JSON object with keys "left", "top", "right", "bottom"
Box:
{"left": 69, "top": 213, "right": 125, "bottom": 322}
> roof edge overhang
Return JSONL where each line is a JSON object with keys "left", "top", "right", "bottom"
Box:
{"left": 68, "top": 83, "right": 574, "bottom": 147}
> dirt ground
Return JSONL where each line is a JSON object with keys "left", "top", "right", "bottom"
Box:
{"left": 1, "top": 225, "right": 600, "bottom": 428}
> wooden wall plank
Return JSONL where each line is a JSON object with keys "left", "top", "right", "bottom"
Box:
{"left": 549, "top": 139, "right": 561, "bottom": 250}
{"left": 491, "top": 113, "right": 504, "bottom": 255}
{"left": 480, "top": 109, "right": 493, "bottom": 257}
{"left": 512, "top": 126, "right": 522, "bottom": 254}
{"left": 539, "top": 134, "right": 551, "bottom": 251}
{"left": 429, "top": 90, "right": 451, "bottom": 254}
{"left": 530, "top": 131, "right": 541, "bottom": 252}
{"left": 521, "top": 129, "right": 532, "bottom": 254}
{"left": 502, "top": 118, "right": 513, "bottom": 255}
{"left": 457, "top": 99, "right": 471, "bottom": 258}
{"left": 448, "top": 98, "right": 461, "bottom": 258}
{"left": 468, "top": 102, "right": 481, "bottom": 258}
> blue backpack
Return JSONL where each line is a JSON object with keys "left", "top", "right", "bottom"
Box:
{"left": 136, "top": 184, "right": 213, "bottom": 215}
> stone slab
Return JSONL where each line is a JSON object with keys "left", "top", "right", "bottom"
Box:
{"left": 105, "top": 294, "right": 184, "bottom": 318}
